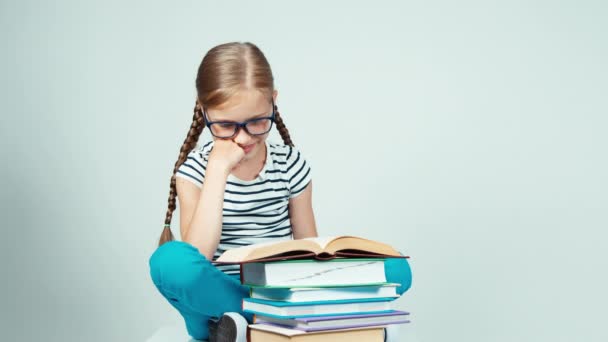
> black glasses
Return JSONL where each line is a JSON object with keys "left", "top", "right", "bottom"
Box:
{"left": 203, "top": 99, "right": 276, "bottom": 139}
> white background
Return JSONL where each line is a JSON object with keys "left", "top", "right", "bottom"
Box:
{"left": 1, "top": 0, "right": 606, "bottom": 341}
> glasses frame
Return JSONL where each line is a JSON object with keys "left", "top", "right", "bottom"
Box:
{"left": 202, "top": 99, "right": 276, "bottom": 139}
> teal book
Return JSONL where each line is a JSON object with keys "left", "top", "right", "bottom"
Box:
{"left": 249, "top": 283, "right": 400, "bottom": 302}
{"left": 242, "top": 297, "right": 397, "bottom": 318}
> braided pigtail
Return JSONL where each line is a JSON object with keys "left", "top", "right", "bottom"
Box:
{"left": 158, "top": 101, "right": 206, "bottom": 246}
{"left": 274, "top": 103, "right": 294, "bottom": 147}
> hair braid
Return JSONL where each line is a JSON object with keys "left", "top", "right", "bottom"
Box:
{"left": 158, "top": 101, "right": 205, "bottom": 246}
{"left": 274, "top": 104, "right": 294, "bottom": 147}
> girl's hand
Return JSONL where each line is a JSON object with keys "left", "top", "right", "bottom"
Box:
{"left": 207, "top": 139, "right": 246, "bottom": 174}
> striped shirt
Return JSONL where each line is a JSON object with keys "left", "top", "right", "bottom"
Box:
{"left": 175, "top": 139, "right": 312, "bottom": 275}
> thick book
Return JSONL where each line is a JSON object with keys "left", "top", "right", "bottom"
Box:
{"left": 248, "top": 323, "right": 385, "bottom": 342}
{"left": 214, "top": 236, "right": 408, "bottom": 264}
{"left": 253, "top": 310, "right": 410, "bottom": 332}
{"left": 242, "top": 258, "right": 387, "bottom": 287}
{"left": 242, "top": 297, "right": 395, "bottom": 318}
{"left": 250, "top": 283, "right": 400, "bottom": 302}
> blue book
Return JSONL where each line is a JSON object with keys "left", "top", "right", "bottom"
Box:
{"left": 242, "top": 297, "right": 397, "bottom": 318}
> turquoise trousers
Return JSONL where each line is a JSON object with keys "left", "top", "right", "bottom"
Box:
{"left": 149, "top": 241, "right": 412, "bottom": 340}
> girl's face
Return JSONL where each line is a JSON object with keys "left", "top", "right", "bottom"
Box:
{"left": 205, "top": 89, "right": 277, "bottom": 163}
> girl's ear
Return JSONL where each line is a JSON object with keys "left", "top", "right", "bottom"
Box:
{"left": 272, "top": 89, "right": 278, "bottom": 103}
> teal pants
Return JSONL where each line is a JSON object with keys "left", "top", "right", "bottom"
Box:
{"left": 149, "top": 241, "right": 412, "bottom": 340}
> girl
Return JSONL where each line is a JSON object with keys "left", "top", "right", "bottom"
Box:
{"left": 149, "top": 42, "right": 412, "bottom": 342}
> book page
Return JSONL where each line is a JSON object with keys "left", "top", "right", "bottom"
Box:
{"left": 215, "top": 240, "right": 276, "bottom": 261}
{"left": 216, "top": 238, "right": 321, "bottom": 263}
{"left": 301, "top": 236, "right": 341, "bottom": 250}
{"left": 326, "top": 236, "right": 401, "bottom": 256}
{"left": 215, "top": 235, "right": 397, "bottom": 263}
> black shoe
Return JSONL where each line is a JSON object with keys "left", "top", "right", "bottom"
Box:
{"left": 209, "top": 312, "right": 248, "bottom": 342}
{"left": 208, "top": 318, "right": 219, "bottom": 341}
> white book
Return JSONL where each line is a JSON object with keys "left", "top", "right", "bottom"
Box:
{"left": 242, "top": 258, "right": 387, "bottom": 287}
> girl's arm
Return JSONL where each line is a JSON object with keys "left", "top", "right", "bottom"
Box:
{"left": 289, "top": 181, "right": 318, "bottom": 239}
{"left": 177, "top": 140, "right": 245, "bottom": 260}
{"left": 176, "top": 163, "right": 229, "bottom": 260}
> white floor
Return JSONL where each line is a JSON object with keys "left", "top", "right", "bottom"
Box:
{"left": 145, "top": 324, "right": 205, "bottom": 342}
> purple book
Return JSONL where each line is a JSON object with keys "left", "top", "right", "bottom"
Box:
{"left": 254, "top": 310, "right": 410, "bottom": 332}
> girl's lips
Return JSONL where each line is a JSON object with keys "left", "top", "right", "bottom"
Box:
{"left": 242, "top": 143, "right": 256, "bottom": 153}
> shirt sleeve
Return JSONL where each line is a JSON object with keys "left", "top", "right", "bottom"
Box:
{"left": 285, "top": 145, "right": 312, "bottom": 199}
{"left": 175, "top": 148, "right": 208, "bottom": 188}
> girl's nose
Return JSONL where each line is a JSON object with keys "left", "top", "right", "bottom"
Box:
{"left": 232, "top": 126, "right": 254, "bottom": 145}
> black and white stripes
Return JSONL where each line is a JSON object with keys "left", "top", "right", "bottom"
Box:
{"left": 175, "top": 140, "right": 312, "bottom": 275}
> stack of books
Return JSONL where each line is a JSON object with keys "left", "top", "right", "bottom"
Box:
{"left": 215, "top": 236, "right": 411, "bottom": 341}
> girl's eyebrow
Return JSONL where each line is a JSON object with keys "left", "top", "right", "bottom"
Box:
{"left": 213, "top": 110, "right": 271, "bottom": 122}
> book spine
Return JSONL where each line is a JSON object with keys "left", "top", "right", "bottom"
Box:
{"left": 313, "top": 253, "right": 336, "bottom": 261}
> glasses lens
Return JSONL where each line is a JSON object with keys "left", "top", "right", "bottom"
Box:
{"left": 245, "top": 118, "right": 273, "bottom": 135}
{"left": 210, "top": 122, "right": 237, "bottom": 138}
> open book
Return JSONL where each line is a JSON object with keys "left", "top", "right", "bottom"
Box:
{"left": 214, "top": 236, "right": 408, "bottom": 264}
